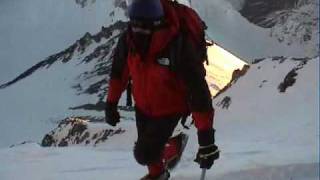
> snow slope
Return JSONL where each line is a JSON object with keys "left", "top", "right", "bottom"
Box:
{"left": 0, "top": 0, "right": 127, "bottom": 148}
{"left": 0, "top": 29, "right": 125, "bottom": 147}
{"left": 0, "top": 3, "right": 318, "bottom": 180}
{"left": 0, "top": 0, "right": 318, "bottom": 148}
{"left": 0, "top": 57, "right": 318, "bottom": 180}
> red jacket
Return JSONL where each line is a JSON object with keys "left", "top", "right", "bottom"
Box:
{"left": 107, "top": 0, "right": 214, "bottom": 131}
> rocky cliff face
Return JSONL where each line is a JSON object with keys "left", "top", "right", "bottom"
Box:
{"left": 240, "top": 0, "right": 319, "bottom": 52}
{"left": 240, "top": 0, "right": 299, "bottom": 28}
{"left": 41, "top": 118, "right": 125, "bottom": 147}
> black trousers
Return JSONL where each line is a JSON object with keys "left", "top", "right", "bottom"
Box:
{"left": 133, "top": 110, "right": 180, "bottom": 165}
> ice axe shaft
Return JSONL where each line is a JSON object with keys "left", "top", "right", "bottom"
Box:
{"left": 200, "top": 168, "right": 206, "bottom": 180}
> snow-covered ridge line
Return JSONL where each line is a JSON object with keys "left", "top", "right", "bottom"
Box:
{"left": 214, "top": 56, "right": 318, "bottom": 110}
{"left": 276, "top": 58, "right": 310, "bottom": 93}
{"left": 252, "top": 55, "right": 314, "bottom": 64}
{"left": 0, "top": 21, "right": 127, "bottom": 90}
{"left": 254, "top": 56, "right": 316, "bottom": 93}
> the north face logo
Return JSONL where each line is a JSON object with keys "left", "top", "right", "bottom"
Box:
{"left": 157, "top": 58, "right": 170, "bottom": 66}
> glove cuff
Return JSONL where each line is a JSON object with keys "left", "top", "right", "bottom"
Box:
{"left": 197, "top": 128, "right": 215, "bottom": 147}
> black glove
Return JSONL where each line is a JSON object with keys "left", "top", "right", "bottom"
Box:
{"left": 105, "top": 102, "right": 120, "bottom": 126}
{"left": 194, "top": 129, "right": 220, "bottom": 169}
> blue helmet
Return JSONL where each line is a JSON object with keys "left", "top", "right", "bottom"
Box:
{"left": 127, "top": 0, "right": 164, "bottom": 21}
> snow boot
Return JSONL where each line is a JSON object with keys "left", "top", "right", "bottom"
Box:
{"left": 140, "top": 170, "right": 170, "bottom": 180}
{"left": 165, "top": 132, "right": 189, "bottom": 170}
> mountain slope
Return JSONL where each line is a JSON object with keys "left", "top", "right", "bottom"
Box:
{"left": 0, "top": 57, "right": 318, "bottom": 180}
{"left": 0, "top": 0, "right": 126, "bottom": 83}
{"left": 0, "top": 0, "right": 127, "bottom": 148}
{"left": 0, "top": 21, "right": 128, "bottom": 147}
{"left": 0, "top": 0, "right": 318, "bottom": 150}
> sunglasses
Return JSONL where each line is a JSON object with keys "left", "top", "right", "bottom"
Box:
{"left": 130, "top": 19, "right": 165, "bottom": 34}
{"left": 131, "top": 26, "right": 152, "bottom": 34}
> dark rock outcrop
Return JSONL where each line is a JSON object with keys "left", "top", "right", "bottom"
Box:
{"left": 216, "top": 96, "right": 232, "bottom": 109}
{"left": 41, "top": 117, "right": 125, "bottom": 147}
{"left": 278, "top": 69, "right": 298, "bottom": 93}
{"left": 278, "top": 58, "right": 309, "bottom": 93}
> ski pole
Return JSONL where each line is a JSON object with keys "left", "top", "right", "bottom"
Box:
{"left": 200, "top": 168, "right": 206, "bottom": 180}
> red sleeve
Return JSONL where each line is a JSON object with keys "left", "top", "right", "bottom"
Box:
{"left": 177, "top": 33, "right": 215, "bottom": 131}
{"left": 106, "top": 31, "right": 129, "bottom": 104}
{"left": 192, "top": 110, "right": 214, "bottom": 131}
{"left": 106, "top": 66, "right": 129, "bottom": 104}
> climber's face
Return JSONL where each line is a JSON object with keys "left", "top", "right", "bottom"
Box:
{"left": 130, "top": 20, "right": 153, "bottom": 35}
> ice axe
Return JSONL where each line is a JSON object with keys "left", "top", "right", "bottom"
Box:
{"left": 200, "top": 168, "right": 206, "bottom": 180}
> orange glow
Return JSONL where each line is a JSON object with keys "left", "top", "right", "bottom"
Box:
{"left": 205, "top": 44, "right": 248, "bottom": 96}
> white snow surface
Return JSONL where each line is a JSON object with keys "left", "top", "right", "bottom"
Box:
{"left": 0, "top": 57, "right": 318, "bottom": 180}
{"left": 0, "top": 31, "right": 125, "bottom": 147}
{"left": 0, "top": 1, "right": 126, "bottom": 147}
{"left": 0, "top": 0, "right": 318, "bottom": 148}
{"left": 0, "top": 1, "right": 319, "bottom": 179}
